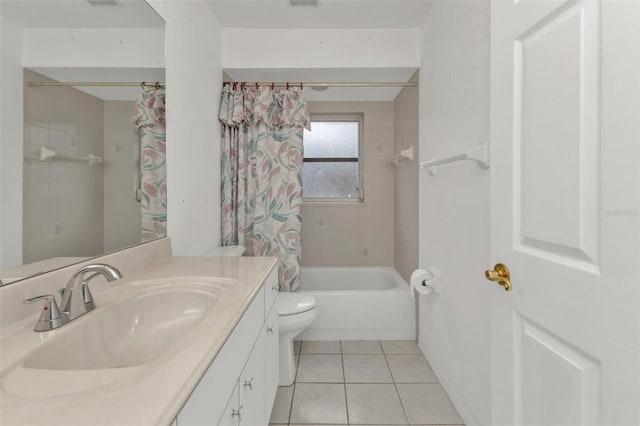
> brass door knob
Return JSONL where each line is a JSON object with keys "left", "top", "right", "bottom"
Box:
{"left": 485, "top": 263, "right": 512, "bottom": 291}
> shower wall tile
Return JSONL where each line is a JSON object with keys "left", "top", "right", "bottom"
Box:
{"left": 302, "top": 101, "right": 395, "bottom": 269}
{"left": 23, "top": 69, "right": 104, "bottom": 265}
{"left": 392, "top": 71, "right": 419, "bottom": 284}
{"left": 29, "top": 125, "right": 48, "bottom": 145}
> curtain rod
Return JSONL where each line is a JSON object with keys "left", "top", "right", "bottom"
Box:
{"left": 27, "top": 82, "right": 165, "bottom": 87}
{"left": 224, "top": 81, "right": 418, "bottom": 88}
{"left": 28, "top": 81, "right": 417, "bottom": 88}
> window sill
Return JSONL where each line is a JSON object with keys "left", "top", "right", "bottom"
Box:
{"left": 302, "top": 198, "right": 365, "bottom": 207}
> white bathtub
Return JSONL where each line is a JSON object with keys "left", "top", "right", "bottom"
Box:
{"left": 298, "top": 267, "right": 415, "bottom": 341}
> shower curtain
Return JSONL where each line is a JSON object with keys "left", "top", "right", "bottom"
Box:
{"left": 219, "top": 84, "right": 310, "bottom": 292}
{"left": 133, "top": 86, "right": 167, "bottom": 242}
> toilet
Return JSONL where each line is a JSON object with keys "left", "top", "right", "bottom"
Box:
{"left": 278, "top": 292, "right": 317, "bottom": 386}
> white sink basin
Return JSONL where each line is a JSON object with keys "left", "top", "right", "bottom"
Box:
{"left": 1, "top": 277, "right": 237, "bottom": 399}
{"left": 25, "top": 287, "right": 219, "bottom": 370}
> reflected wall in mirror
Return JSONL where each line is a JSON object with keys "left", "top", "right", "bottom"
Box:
{"left": 0, "top": 0, "right": 165, "bottom": 285}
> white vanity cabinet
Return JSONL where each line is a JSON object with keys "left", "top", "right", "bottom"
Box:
{"left": 176, "top": 269, "right": 279, "bottom": 426}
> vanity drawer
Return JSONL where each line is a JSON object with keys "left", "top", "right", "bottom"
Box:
{"left": 263, "top": 269, "right": 279, "bottom": 317}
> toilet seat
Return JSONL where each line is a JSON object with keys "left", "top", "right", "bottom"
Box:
{"left": 278, "top": 292, "right": 316, "bottom": 316}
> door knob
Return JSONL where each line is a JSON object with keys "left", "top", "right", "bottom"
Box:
{"left": 485, "top": 263, "right": 512, "bottom": 291}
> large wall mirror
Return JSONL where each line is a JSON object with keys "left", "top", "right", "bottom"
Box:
{"left": 0, "top": 0, "right": 165, "bottom": 285}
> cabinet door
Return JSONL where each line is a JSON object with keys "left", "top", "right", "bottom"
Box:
{"left": 263, "top": 302, "right": 279, "bottom": 424}
{"left": 239, "top": 330, "right": 265, "bottom": 426}
{"left": 218, "top": 383, "right": 239, "bottom": 426}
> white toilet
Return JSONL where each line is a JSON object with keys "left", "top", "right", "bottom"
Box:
{"left": 278, "top": 292, "right": 317, "bottom": 386}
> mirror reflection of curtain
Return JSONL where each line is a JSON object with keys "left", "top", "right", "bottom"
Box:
{"left": 133, "top": 86, "right": 166, "bottom": 242}
{"left": 219, "top": 85, "right": 310, "bottom": 292}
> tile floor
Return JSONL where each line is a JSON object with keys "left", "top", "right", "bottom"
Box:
{"left": 269, "top": 340, "right": 464, "bottom": 426}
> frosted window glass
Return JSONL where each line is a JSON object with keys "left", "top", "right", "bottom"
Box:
{"left": 303, "top": 162, "right": 360, "bottom": 198}
{"left": 302, "top": 118, "right": 362, "bottom": 200}
{"left": 303, "top": 122, "right": 358, "bottom": 158}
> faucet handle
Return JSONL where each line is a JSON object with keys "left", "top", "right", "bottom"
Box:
{"left": 23, "top": 295, "right": 69, "bottom": 332}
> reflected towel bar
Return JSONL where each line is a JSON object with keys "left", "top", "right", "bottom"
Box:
{"left": 420, "top": 142, "right": 489, "bottom": 175}
{"left": 35, "top": 146, "right": 102, "bottom": 166}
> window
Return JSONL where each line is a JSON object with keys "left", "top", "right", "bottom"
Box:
{"left": 302, "top": 114, "right": 363, "bottom": 202}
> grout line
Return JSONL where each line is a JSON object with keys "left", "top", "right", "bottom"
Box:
{"left": 383, "top": 344, "right": 411, "bottom": 426}
{"left": 340, "top": 340, "right": 351, "bottom": 426}
{"left": 288, "top": 344, "right": 303, "bottom": 426}
{"left": 286, "top": 382, "right": 295, "bottom": 426}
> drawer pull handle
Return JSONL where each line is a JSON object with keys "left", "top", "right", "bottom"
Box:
{"left": 231, "top": 405, "right": 243, "bottom": 420}
{"left": 272, "top": 284, "right": 279, "bottom": 291}
{"left": 267, "top": 325, "right": 275, "bottom": 334}
{"left": 243, "top": 377, "right": 255, "bottom": 390}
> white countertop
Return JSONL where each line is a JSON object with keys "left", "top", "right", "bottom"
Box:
{"left": 0, "top": 255, "right": 278, "bottom": 426}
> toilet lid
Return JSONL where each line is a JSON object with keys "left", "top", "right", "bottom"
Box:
{"left": 278, "top": 293, "right": 316, "bottom": 316}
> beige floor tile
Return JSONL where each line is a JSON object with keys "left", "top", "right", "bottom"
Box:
{"left": 290, "top": 383, "right": 348, "bottom": 424}
{"left": 396, "top": 384, "right": 464, "bottom": 425}
{"left": 342, "top": 340, "right": 383, "bottom": 354}
{"left": 300, "top": 340, "right": 342, "bottom": 354}
{"left": 269, "top": 385, "right": 294, "bottom": 424}
{"left": 380, "top": 340, "right": 422, "bottom": 354}
{"left": 343, "top": 355, "right": 393, "bottom": 383}
{"left": 296, "top": 354, "right": 344, "bottom": 383}
{"left": 386, "top": 354, "right": 438, "bottom": 383}
{"left": 346, "top": 383, "right": 408, "bottom": 424}
{"left": 294, "top": 340, "right": 302, "bottom": 354}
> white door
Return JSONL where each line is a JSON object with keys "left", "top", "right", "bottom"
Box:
{"left": 490, "top": 1, "right": 639, "bottom": 425}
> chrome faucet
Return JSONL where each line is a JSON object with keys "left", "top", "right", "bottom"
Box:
{"left": 59, "top": 263, "right": 122, "bottom": 321}
{"left": 23, "top": 263, "right": 122, "bottom": 332}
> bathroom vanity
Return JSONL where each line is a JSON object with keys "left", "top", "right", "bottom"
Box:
{"left": 176, "top": 262, "right": 280, "bottom": 425}
{"left": 0, "top": 239, "right": 279, "bottom": 425}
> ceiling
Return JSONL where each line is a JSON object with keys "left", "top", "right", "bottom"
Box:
{"left": 207, "top": 0, "right": 434, "bottom": 29}
{"left": 0, "top": 0, "right": 164, "bottom": 29}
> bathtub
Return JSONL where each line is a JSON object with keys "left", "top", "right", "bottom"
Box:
{"left": 298, "top": 267, "right": 415, "bottom": 341}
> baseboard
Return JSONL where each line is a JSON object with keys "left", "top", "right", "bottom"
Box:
{"left": 418, "top": 340, "right": 481, "bottom": 426}
{"left": 299, "top": 327, "right": 415, "bottom": 341}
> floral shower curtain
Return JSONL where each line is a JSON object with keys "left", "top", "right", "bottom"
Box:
{"left": 133, "top": 86, "right": 167, "bottom": 242}
{"left": 219, "top": 84, "right": 310, "bottom": 292}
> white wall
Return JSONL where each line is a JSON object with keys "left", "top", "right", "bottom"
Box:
{"left": 0, "top": 15, "right": 23, "bottom": 269}
{"left": 22, "top": 29, "right": 164, "bottom": 68}
{"left": 222, "top": 28, "right": 419, "bottom": 69}
{"left": 418, "top": 2, "right": 491, "bottom": 425}
{"left": 148, "top": 1, "right": 223, "bottom": 255}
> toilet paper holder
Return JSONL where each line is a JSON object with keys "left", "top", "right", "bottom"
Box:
{"left": 411, "top": 268, "right": 441, "bottom": 295}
